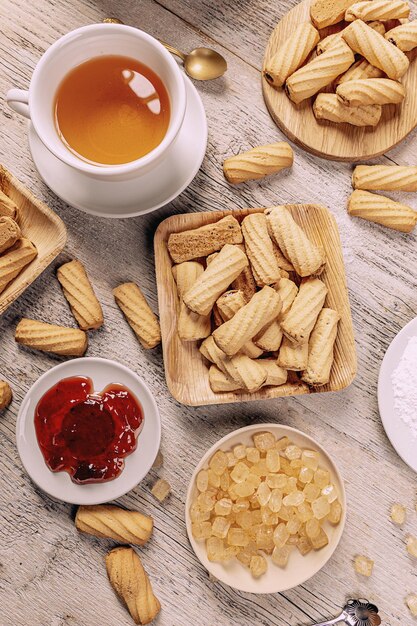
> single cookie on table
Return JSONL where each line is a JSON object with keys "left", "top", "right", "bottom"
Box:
{"left": 241, "top": 213, "right": 281, "bottom": 286}
{"left": 15, "top": 318, "right": 88, "bottom": 356}
{"left": 183, "top": 244, "right": 248, "bottom": 316}
{"left": 0, "top": 380, "right": 12, "bottom": 410}
{"left": 0, "top": 216, "right": 21, "bottom": 254}
{"left": 167, "top": 215, "right": 242, "bottom": 263}
{"left": 0, "top": 189, "right": 18, "bottom": 219}
{"left": 345, "top": 0, "right": 410, "bottom": 23}
{"left": 106, "top": 546, "right": 161, "bottom": 625}
{"left": 223, "top": 142, "right": 293, "bottom": 185}
{"left": 313, "top": 93, "right": 382, "bottom": 126}
{"left": 348, "top": 189, "right": 417, "bottom": 232}
{"left": 301, "top": 308, "right": 340, "bottom": 386}
{"left": 352, "top": 165, "right": 417, "bottom": 191}
{"left": 266, "top": 206, "right": 326, "bottom": 277}
{"left": 212, "top": 286, "right": 282, "bottom": 356}
{"left": 336, "top": 78, "right": 405, "bottom": 106}
{"left": 277, "top": 336, "right": 309, "bottom": 371}
{"left": 263, "top": 22, "right": 319, "bottom": 88}
{"left": 342, "top": 19, "right": 409, "bottom": 80}
{"left": 75, "top": 504, "right": 153, "bottom": 546}
{"left": 57, "top": 259, "right": 104, "bottom": 330}
{"left": 285, "top": 39, "right": 355, "bottom": 104}
{"left": 385, "top": 20, "right": 417, "bottom": 51}
{"left": 173, "top": 261, "right": 211, "bottom": 341}
{"left": 317, "top": 21, "right": 386, "bottom": 55}
{"left": 310, "top": 0, "right": 358, "bottom": 28}
{"left": 336, "top": 58, "right": 385, "bottom": 85}
{"left": 0, "top": 238, "right": 38, "bottom": 294}
{"left": 281, "top": 278, "right": 328, "bottom": 346}
{"left": 113, "top": 282, "right": 161, "bottom": 349}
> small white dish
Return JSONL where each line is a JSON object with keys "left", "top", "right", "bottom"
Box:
{"left": 185, "top": 423, "right": 346, "bottom": 594}
{"left": 378, "top": 316, "right": 417, "bottom": 473}
{"left": 28, "top": 75, "right": 207, "bottom": 217}
{"left": 16, "top": 357, "right": 161, "bottom": 505}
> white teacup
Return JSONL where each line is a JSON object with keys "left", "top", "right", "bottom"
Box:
{"left": 6, "top": 24, "right": 187, "bottom": 181}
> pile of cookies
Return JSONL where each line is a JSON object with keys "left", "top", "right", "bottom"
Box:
{"left": 0, "top": 189, "right": 38, "bottom": 294}
{"left": 348, "top": 164, "right": 417, "bottom": 232}
{"left": 14, "top": 259, "right": 161, "bottom": 357}
{"left": 264, "top": 0, "right": 417, "bottom": 127}
{"left": 167, "top": 207, "right": 340, "bottom": 395}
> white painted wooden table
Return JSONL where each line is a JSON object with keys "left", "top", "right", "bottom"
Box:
{"left": 1, "top": 1, "right": 416, "bottom": 624}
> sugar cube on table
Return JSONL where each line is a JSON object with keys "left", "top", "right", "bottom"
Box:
{"left": 407, "top": 535, "right": 417, "bottom": 558}
{"left": 390, "top": 503, "right": 406, "bottom": 525}
{"left": 354, "top": 555, "right": 374, "bottom": 577}
{"left": 151, "top": 478, "right": 171, "bottom": 502}
{"left": 406, "top": 594, "right": 417, "bottom": 617}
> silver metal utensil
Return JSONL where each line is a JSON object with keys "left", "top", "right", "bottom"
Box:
{"left": 312, "top": 599, "right": 381, "bottom": 626}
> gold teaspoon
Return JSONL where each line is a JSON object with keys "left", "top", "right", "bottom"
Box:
{"left": 103, "top": 17, "right": 227, "bottom": 81}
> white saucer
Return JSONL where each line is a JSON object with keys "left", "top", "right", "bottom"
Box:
{"left": 378, "top": 316, "right": 417, "bottom": 473}
{"left": 16, "top": 357, "right": 161, "bottom": 504}
{"left": 185, "top": 424, "right": 346, "bottom": 594}
{"left": 28, "top": 75, "right": 207, "bottom": 218}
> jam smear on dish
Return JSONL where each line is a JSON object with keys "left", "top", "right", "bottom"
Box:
{"left": 35, "top": 376, "right": 143, "bottom": 484}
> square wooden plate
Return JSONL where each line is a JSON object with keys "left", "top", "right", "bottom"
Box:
{"left": 154, "top": 205, "right": 357, "bottom": 406}
{"left": 0, "top": 165, "right": 67, "bottom": 314}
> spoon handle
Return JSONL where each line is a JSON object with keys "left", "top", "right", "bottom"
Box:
{"left": 310, "top": 614, "right": 344, "bottom": 626}
{"left": 159, "top": 41, "right": 186, "bottom": 61}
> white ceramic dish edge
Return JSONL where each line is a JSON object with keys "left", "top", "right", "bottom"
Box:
{"left": 378, "top": 315, "right": 417, "bottom": 473}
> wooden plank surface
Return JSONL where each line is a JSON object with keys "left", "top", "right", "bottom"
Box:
{"left": 1, "top": 0, "right": 416, "bottom": 625}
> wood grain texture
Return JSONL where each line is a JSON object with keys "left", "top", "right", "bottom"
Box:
{"left": 1, "top": 0, "right": 417, "bottom": 625}
{"left": 262, "top": 0, "right": 417, "bottom": 161}
{"left": 0, "top": 166, "right": 67, "bottom": 313}
{"left": 155, "top": 205, "right": 356, "bottom": 405}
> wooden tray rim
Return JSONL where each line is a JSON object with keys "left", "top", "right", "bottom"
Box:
{"left": 0, "top": 165, "right": 67, "bottom": 314}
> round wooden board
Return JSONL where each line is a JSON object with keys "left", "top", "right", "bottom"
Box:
{"left": 262, "top": 0, "right": 417, "bottom": 162}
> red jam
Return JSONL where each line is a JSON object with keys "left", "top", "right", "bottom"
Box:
{"left": 34, "top": 376, "right": 144, "bottom": 484}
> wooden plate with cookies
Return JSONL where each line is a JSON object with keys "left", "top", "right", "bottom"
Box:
{"left": 262, "top": 0, "right": 417, "bottom": 161}
{"left": 154, "top": 204, "right": 357, "bottom": 406}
